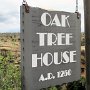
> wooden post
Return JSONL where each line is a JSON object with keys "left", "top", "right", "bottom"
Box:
{"left": 84, "top": 0, "right": 90, "bottom": 90}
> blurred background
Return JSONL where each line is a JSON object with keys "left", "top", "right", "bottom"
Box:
{"left": 0, "top": 0, "right": 86, "bottom": 90}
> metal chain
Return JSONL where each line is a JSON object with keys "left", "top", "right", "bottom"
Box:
{"left": 23, "top": 0, "right": 26, "bottom": 2}
{"left": 76, "top": 0, "right": 78, "bottom": 12}
{"left": 75, "top": 0, "right": 80, "bottom": 19}
{"left": 22, "top": 0, "right": 27, "bottom": 4}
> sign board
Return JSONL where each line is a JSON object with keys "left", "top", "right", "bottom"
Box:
{"left": 20, "top": 5, "right": 81, "bottom": 90}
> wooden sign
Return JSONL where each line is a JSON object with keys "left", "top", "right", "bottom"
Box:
{"left": 20, "top": 5, "right": 81, "bottom": 90}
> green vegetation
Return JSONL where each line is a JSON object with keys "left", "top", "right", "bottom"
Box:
{"left": 0, "top": 51, "right": 21, "bottom": 90}
{"left": 40, "top": 77, "right": 86, "bottom": 90}
{"left": 0, "top": 33, "right": 86, "bottom": 90}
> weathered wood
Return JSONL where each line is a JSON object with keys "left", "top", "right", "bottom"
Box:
{"left": 20, "top": 5, "right": 81, "bottom": 90}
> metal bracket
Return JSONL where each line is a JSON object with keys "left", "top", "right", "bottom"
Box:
{"left": 23, "top": 4, "right": 30, "bottom": 13}
{"left": 75, "top": 11, "right": 80, "bottom": 19}
{"left": 22, "top": 0, "right": 29, "bottom": 13}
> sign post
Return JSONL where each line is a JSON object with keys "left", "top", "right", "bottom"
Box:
{"left": 84, "top": 0, "right": 90, "bottom": 90}
{"left": 20, "top": 5, "right": 81, "bottom": 90}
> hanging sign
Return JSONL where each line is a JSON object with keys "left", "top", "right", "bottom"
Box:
{"left": 20, "top": 5, "right": 81, "bottom": 90}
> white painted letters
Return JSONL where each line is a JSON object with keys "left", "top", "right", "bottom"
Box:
{"left": 41, "top": 12, "right": 70, "bottom": 27}
{"left": 36, "top": 33, "right": 73, "bottom": 46}
{"left": 32, "top": 51, "right": 77, "bottom": 68}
